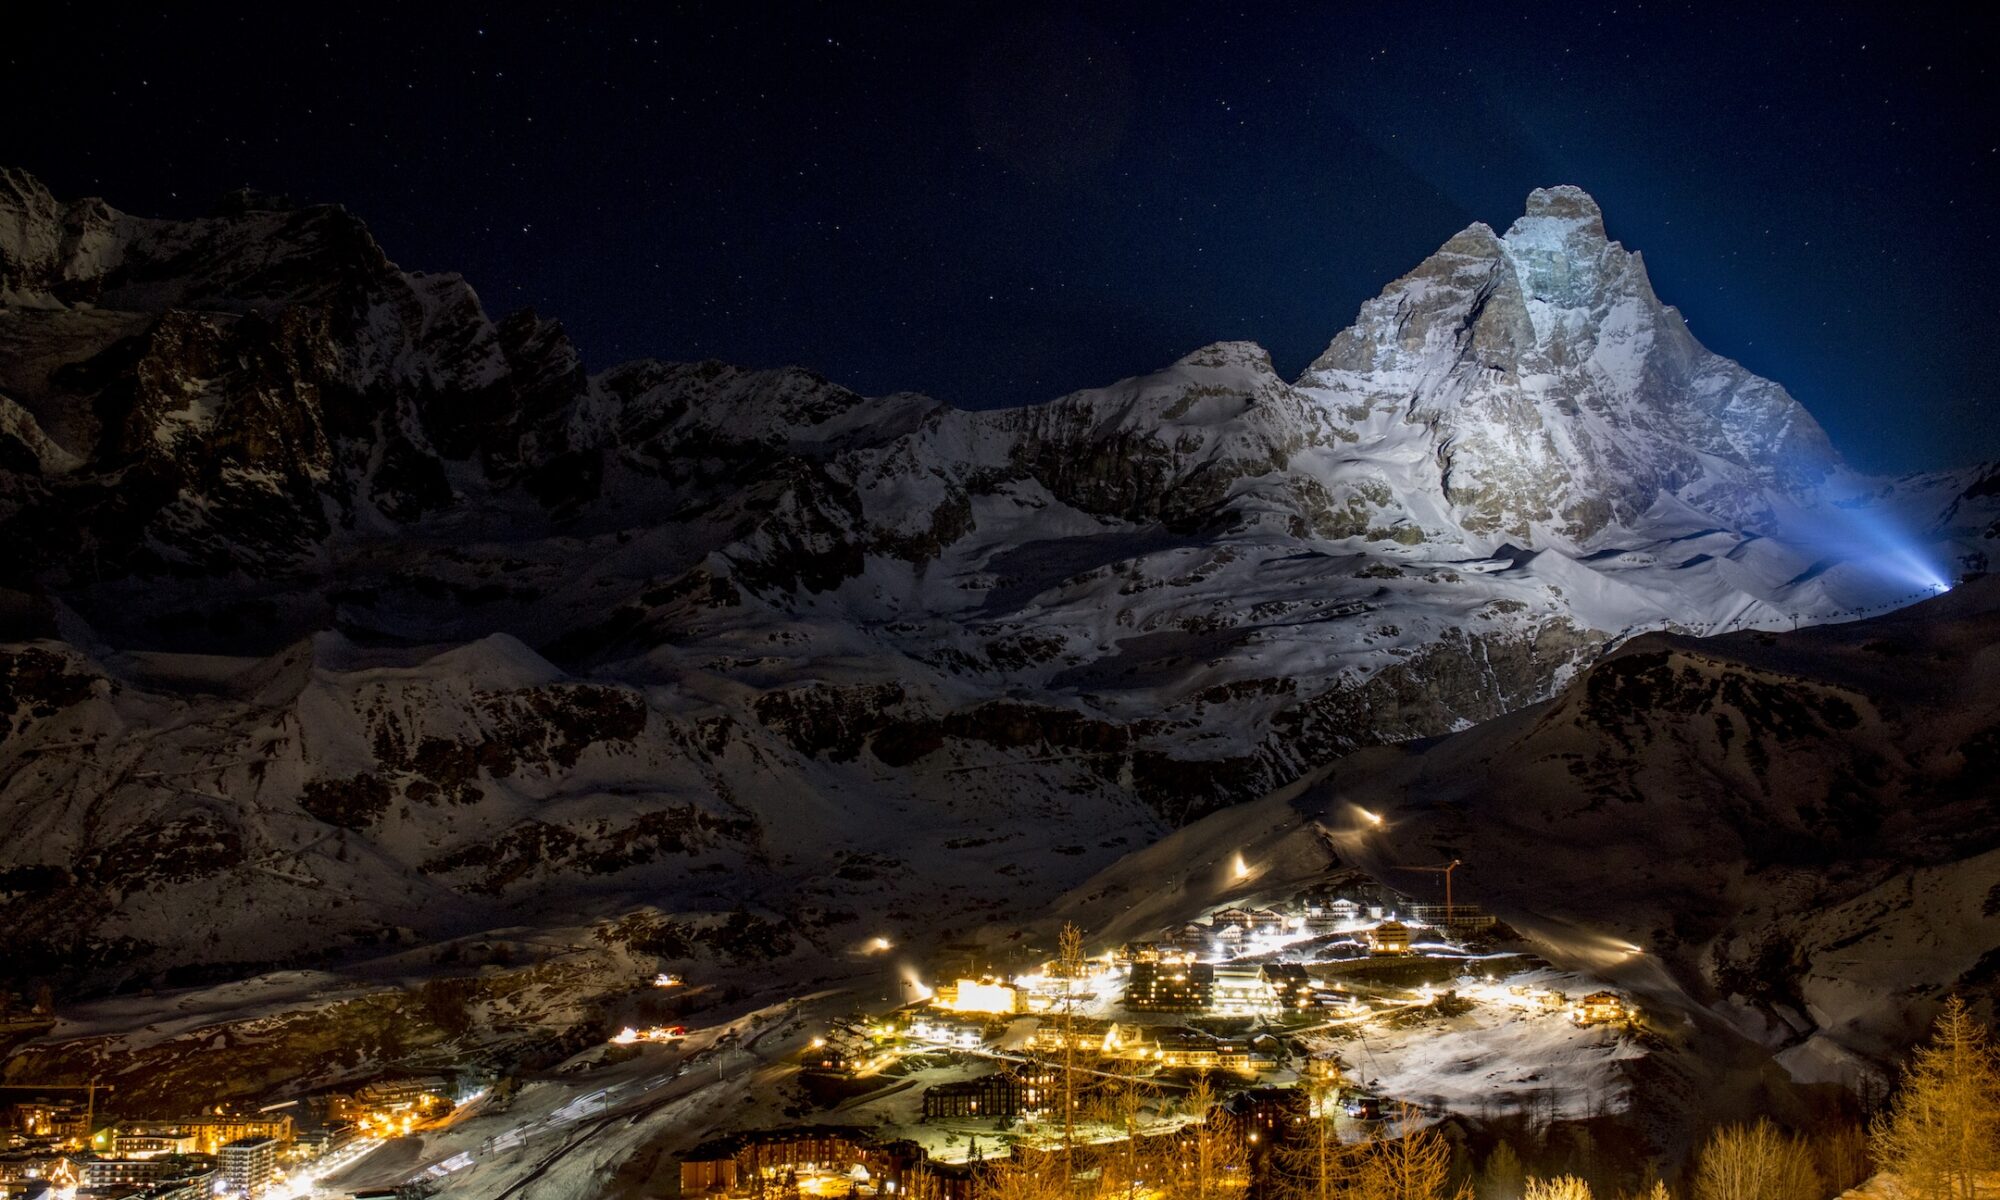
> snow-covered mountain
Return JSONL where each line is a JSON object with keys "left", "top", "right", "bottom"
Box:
{"left": 1, "top": 168, "right": 1993, "bottom": 992}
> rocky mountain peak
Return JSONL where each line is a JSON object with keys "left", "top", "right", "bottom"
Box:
{"left": 1514, "top": 184, "right": 1607, "bottom": 237}
{"left": 1499, "top": 184, "right": 1621, "bottom": 312}
{"left": 1293, "top": 185, "right": 1850, "bottom": 544}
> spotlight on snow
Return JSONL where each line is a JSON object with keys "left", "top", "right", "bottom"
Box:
{"left": 1789, "top": 499, "right": 1954, "bottom": 601}
{"left": 869, "top": 936, "right": 893, "bottom": 953}
{"left": 1354, "top": 806, "right": 1384, "bottom": 827}
{"left": 1231, "top": 852, "right": 1251, "bottom": 881}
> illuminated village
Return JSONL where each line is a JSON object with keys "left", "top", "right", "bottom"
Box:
{"left": 0, "top": 860, "right": 1645, "bottom": 1200}
{"left": 0, "top": 1077, "right": 459, "bottom": 1200}
{"left": 668, "top": 864, "right": 1640, "bottom": 1200}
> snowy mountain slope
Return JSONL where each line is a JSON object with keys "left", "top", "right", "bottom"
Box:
{"left": 1055, "top": 577, "right": 2000, "bottom": 1095}
{"left": 1, "top": 167, "right": 1994, "bottom": 995}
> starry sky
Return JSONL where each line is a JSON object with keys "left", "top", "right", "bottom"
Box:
{"left": 7, "top": 3, "right": 1997, "bottom": 472}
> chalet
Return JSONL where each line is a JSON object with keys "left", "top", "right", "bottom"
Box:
{"left": 1303, "top": 1053, "right": 1346, "bottom": 1086}
{"left": 1249, "top": 906, "right": 1290, "bottom": 933}
{"left": 1215, "top": 1039, "right": 1277, "bottom": 1075}
{"left": 1026, "top": 1018, "right": 1141, "bottom": 1057}
{"left": 1367, "top": 921, "right": 1412, "bottom": 956}
{"left": 1153, "top": 1028, "right": 1222, "bottom": 1070}
{"left": 1303, "top": 897, "right": 1362, "bottom": 932}
{"left": 1575, "top": 991, "right": 1626, "bottom": 1026}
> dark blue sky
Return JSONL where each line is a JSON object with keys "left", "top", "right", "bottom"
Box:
{"left": 8, "top": 3, "right": 1996, "bottom": 472}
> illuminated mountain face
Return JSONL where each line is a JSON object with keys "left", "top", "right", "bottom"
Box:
{"left": 0, "top": 170, "right": 1992, "bottom": 992}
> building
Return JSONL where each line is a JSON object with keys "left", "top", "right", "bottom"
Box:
{"left": 678, "top": 1127, "right": 937, "bottom": 1198}
{"left": 1261, "top": 964, "right": 1314, "bottom": 1010}
{"left": 115, "top": 1118, "right": 293, "bottom": 1158}
{"left": 933, "top": 978, "right": 1020, "bottom": 1015}
{"left": 79, "top": 1154, "right": 215, "bottom": 1190}
{"left": 1296, "top": 873, "right": 1409, "bottom": 922}
{"left": 1209, "top": 965, "right": 1277, "bottom": 1015}
{"left": 334, "top": 1077, "right": 448, "bottom": 1119}
{"left": 289, "top": 1125, "right": 355, "bottom": 1160}
{"left": 110, "top": 1134, "right": 194, "bottom": 1160}
{"left": 1575, "top": 991, "right": 1627, "bottom": 1026}
{"left": 1303, "top": 1053, "right": 1347, "bottom": 1088}
{"left": 1303, "top": 897, "right": 1362, "bottom": 931}
{"left": 920, "top": 1069, "right": 1057, "bottom": 1120}
{"left": 905, "top": 1011, "right": 991, "bottom": 1048}
{"left": 135, "top": 1172, "right": 220, "bottom": 1200}
{"left": 218, "top": 1137, "right": 278, "bottom": 1198}
{"left": 0, "top": 1153, "right": 77, "bottom": 1200}
{"left": 1367, "top": 921, "right": 1411, "bottom": 955}
{"left": 6, "top": 1103, "right": 87, "bottom": 1144}
{"left": 1214, "top": 1039, "right": 1277, "bottom": 1075}
{"left": 1124, "top": 961, "right": 1213, "bottom": 1012}
{"left": 1154, "top": 1028, "right": 1221, "bottom": 1070}
{"left": 1218, "top": 1087, "right": 1310, "bottom": 1140}
{"left": 1026, "top": 1017, "right": 1139, "bottom": 1057}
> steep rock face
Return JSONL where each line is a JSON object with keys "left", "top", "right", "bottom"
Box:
{"left": 1301, "top": 186, "right": 1842, "bottom": 544}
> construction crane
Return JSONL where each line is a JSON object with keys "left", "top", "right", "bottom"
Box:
{"left": 1394, "top": 859, "right": 1462, "bottom": 926}
{"left": 6, "top": 1078, "right": 111, "bottom": 1143}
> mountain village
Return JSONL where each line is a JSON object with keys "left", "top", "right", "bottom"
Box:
{"left": 1, "top": 862, "right": 1648, "bottom": 1200}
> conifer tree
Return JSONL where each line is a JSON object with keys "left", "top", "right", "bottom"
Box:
{"left": 1478, "top": 1143, "right": 1525, "bottom": 1200}
{"left": 1871, "top": 995, "right": 2000, "bottom": 1200}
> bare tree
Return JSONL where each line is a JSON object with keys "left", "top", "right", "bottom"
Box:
{"left": 1809, "top": 1122, "right": 1869, "bottom": 1197}
{"left": 1164, "top": 1077, "right": 1248, "bottom": 1200}
{"left": 1350, "top": 1106, "right": 1472, "bottom": 1200}
{"left": 1275, "top": 1071, "right": 1358, "bottom": 1200}
{"left": 979, "top": 1152, "right": 1072, "bottom": 1200}
{"left": 1088, "top": 1053, "right": 1159, "bottom": 1200}
{"left": 1057, "top": 922, "right": 1087, "bottom": 1182}
{"left": 1871, "top": 995, "right": 2000, "bottom": 1200}
{"left": 1693, "top": 1121, "right": 1820, "bottom": 1200}
{"left": 1523, "top": 1178, "right": 1593, "bottom": 1200}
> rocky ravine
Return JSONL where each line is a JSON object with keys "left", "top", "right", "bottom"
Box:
{"left": 0, "top": 168, "right": 1994, "bottom": 994}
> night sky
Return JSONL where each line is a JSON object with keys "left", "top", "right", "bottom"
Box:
{"left": 8, "top": 3, "right": 1997, "bottom": 473}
